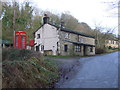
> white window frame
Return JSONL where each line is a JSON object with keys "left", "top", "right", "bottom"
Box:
{"left": 75, "top": 45, "right": 81, "bottom": 52}
{"left": 64, "top": 33, "right": 69, "bottom": 39}
{"left": 90, "top": 46, "right": 93, "bottom": 52}
{"left": 37, "top": 34, "right": 40, "bottom": 39}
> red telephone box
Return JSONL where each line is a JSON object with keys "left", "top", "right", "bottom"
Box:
{"left": 14, "top": 31, "right": 27, "bottom": 49}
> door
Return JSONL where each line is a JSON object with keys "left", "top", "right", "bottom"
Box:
{"left": 83, "top": 45, "right": 86, "bottom": 56}
{"left": 64, "top": 45, "right": 68, "bottom": 52}
{"left": 36, "top": 46, "right": 39, "bottom": 51}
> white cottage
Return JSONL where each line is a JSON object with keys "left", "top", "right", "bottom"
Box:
{"left": 34, "top": 15, "right": 95, "bottom": 56}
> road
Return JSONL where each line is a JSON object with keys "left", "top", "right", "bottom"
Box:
{"left": 56, "top": 52, "right": 118, "bottom": 88}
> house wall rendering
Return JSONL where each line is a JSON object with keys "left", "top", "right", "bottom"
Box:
{"left": 34, "top": 24, "right": 59, "bottom": 55}
{"left": 105, "top": 39, "right": 118, "bottom": 49}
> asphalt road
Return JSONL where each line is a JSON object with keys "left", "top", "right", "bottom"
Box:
{"left": 57, "top": 52, "right": 119, "bottom": 88}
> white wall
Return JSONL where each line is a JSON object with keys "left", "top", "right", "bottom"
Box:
{"left": 34, "top": 24, "right": 59, "bottom": 55}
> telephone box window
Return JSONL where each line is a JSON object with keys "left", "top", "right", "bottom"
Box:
{"left": 21, "top": 36, "right": 25, "bottom": 48}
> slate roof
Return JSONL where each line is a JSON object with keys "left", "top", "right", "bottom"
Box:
{"left": 107, "top": 38, "right": 118, "bottom": 41}
{"left": 49, "top": 23, "right": 95, "bottom": 38}
{"left": 34, "top": 23, "right": 95, "bottom": 38}
{"left": 0, "top": 40, "right": 11, "bottom": 44}
{"left": 64, "top": 40, "right": 95, "bottom": 47}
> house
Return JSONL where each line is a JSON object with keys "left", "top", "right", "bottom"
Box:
{"left": 34, "top": 14, "right": 95, "bottom": 56}
{"left": 105, "top": 38, "right": 119, "bottom": 49}
{"left": 0, "top": 39, "right": 13, "bottom": 48}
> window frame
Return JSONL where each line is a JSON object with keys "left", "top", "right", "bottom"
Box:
{"left": 90, "top": 46, "right": 93, "bottom": 52}
{"left": 37, "top": 34, "right": 40, "bottom": 39}
{"left": 64, "top": 33, "right": 69, "bottom": 39}
{"left": 79, "top": 36, "right": 84, "bottom": 43}
{"left": 41, "top": 45, "right": 44, "bottom": 51}
{"left": 75, "top": 44, "right": 81, "bottom": 52}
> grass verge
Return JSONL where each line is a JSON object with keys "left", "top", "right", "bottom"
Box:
{"left": 2, "top": 48, "right": 59, "bottom": 88}
{"left": 46, "top": 55, "right": 79, "bottom": 59}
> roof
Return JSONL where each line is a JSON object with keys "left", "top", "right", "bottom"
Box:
{"left": 64, "top": 40, "right": 95, "bottom": 47}
{"left": 107, "top": 38, "right": 118, "bottom": 41}
{"left": 33, "top": 24, "right": 44, "bottom": 34}
{"left": 49, "top": 23, "right": 95, "bottom": 38}
{"left": 33, "top": 23, "right": 95, "bottom": 38}
{"left": 0, "top": 40, "right": 11, "bottom": 44}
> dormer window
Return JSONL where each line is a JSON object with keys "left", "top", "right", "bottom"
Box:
{"left": 79, "top": 37, "right": 84, "bottom": 43}
{"left": 65, "top": 33, "right": 69, "bottom": 39}
{"left": 37, "top": 34, "right": 40, "bottom": 39}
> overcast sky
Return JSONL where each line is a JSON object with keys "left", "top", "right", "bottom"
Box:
{"left": 19, "top": 0, "right": 118, "bottom": 34}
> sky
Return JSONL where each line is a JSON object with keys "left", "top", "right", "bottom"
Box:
{"left": 18, "top": 0, "right": 118, "bottom": 35}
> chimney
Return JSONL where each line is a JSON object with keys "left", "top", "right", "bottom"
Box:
{"left": 60, "top": 21, "right": 65, "bottom": 28}
{"left": 43, "top": 14, "right": 49, "bottom": 24}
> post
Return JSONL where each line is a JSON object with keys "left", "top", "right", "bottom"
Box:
{"left": 13, "top": 0, "right": 16, "bottom": 48}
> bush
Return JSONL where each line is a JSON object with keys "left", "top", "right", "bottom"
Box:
{"left": 2, "top": 48, "right": 59, "bottom": 88}
{"left": 2, "top": 48, "right": 42, "bottom": 61}
{"left": 2, "top": 58, "right": 59, "bottom": 88}
{"left": 108, "top": 46, "right": 112, "bottom": 49}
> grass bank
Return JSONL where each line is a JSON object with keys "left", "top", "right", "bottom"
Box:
{"left": 45, "top": 55, "right": 80, "bottom": 59}
{"left": 2, "top": 48, "right": 59, "bottom": 88}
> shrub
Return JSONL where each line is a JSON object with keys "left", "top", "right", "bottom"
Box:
{"left": 2, "top": 48, "right": 42, "bottom": 61}
{"left": 2, "top": 48, "right": 59, "bottom": 88}
{"left": 108, "top": 46, "right": 112, "bottom": 49}
{"left": 2, "top": 58, "right": 59, "bottom": 88}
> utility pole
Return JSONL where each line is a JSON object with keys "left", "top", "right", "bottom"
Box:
{"left": 13, "top": 0, "right": 16, "bottom": 48}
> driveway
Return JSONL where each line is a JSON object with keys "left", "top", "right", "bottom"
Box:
{"left": 56, "top": 52, "right": 118, "bottom": 88}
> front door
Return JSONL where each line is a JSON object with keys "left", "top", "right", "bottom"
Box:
{"left": 83, "top": 46, "right": 86, "bottom": 56}
{"left": 36, "top": 46, "right": 39, "bottom": 51}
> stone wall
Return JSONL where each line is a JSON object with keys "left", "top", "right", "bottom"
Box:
{"left": 59, "top": 31, "right": 95, "bottom": 56}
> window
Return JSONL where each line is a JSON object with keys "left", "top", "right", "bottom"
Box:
{"left": 64, "top": 45, "right": 68, "bottom": 52}
{"left": 90, "top": 47, "right": 93, "bottom": 52}
{"left": 57, "top": 42, "right": 59, "bottom": 51}
{"left": 41, "top": 45, "right": 44, "bottom": 51}
{"left": 36, "top": 46, "right": 39, "bottom": 51}
{"left": 112, "top": 41, "right": 114, "bottom": 44}
{"left": 79, "top": 37, "right": 84, "bottom": 43}
{"left": 21, "top": 36, "right": 25, "bottom": 48}
{"left": 64, "top": 33, "right": 69, "bottom": 39}
{"left": 109, "top": 40, "right": 111, "bottom": 44}
{"left": 116, "top": 41, "right": 118, "bottom": 44}
{"left": 37, "top": 34, "right": 40, "bottom": 39}
{"left": 113, "top": 41, "right": 115, "bottom": 44}
{"left": 75, "top": 45, "right": 81, "bottom": 52}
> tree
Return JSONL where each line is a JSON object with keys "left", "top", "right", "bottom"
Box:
{"left": 60, "top": 12, "right": 78, "bottom": 30}
{"left": 2, "top": 1, "right": 34, "bottom": 42}
{"left": 92, "top": 23, "right": 116, "bottom": 49}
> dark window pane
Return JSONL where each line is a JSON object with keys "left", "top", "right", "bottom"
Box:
{"left": 90, "top": 47, "right": 93, "bottom": 52}
{"left": 37, "top": 34, "right": 40, "bottom": 39}
{"left": 64, "top": 45, "right": 68, "bottom": 52}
